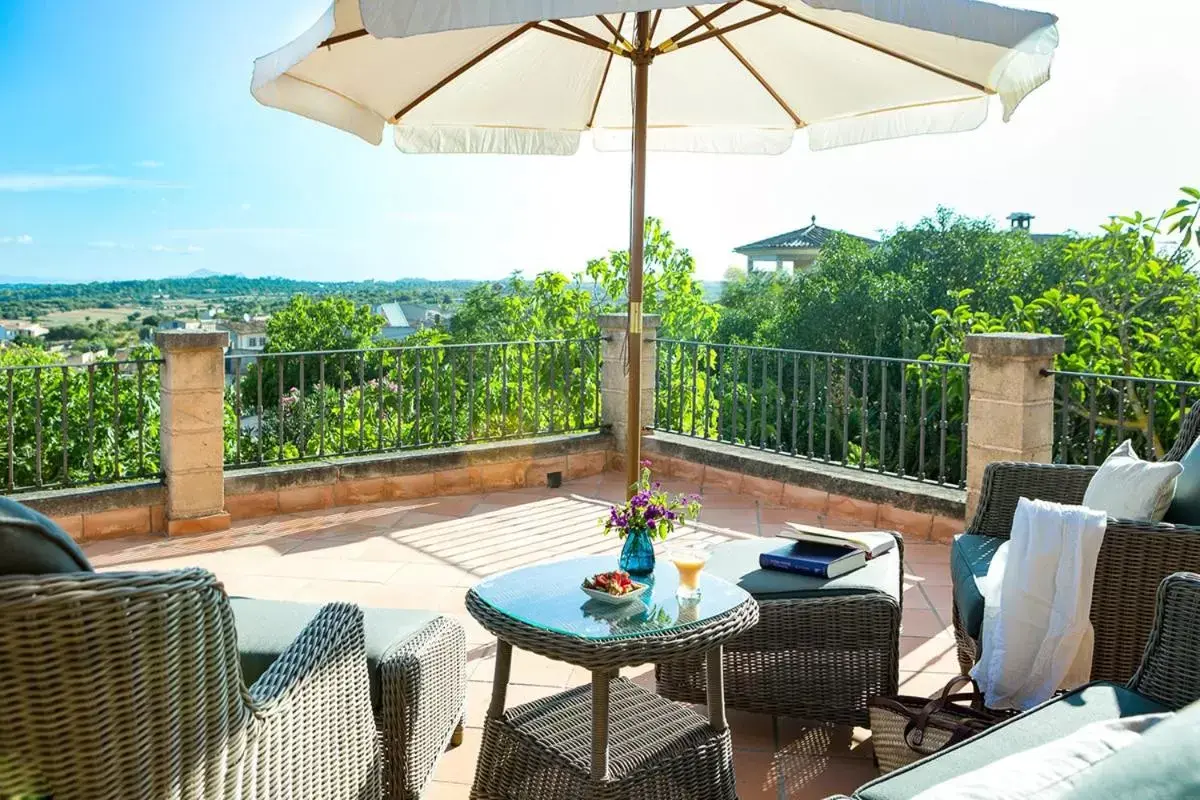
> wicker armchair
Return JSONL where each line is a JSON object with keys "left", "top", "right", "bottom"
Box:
{"left": 954, "top": 402, "right": 1200, "bottom": 682}
{"left": 0, "top": 568, "right": 382, "bottom": 800}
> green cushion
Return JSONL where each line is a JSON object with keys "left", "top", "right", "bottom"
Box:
{"left": 1059, "top": 699, "right": 1200, "bottom": 800}
{"left": 1164, "top": 436, "right": 1200, "bottom": 525}
{"left": 855, "top": 682, "right": 1170, "bottom": 800}
{"left": 229, "top": 597, "right": 441, "bottom": 711}
{"left": 950, "top": 533, "right": 1002, "bottom": 640}
{"left": 0, "top": 497, "right": 92, "bottom": 575}
{"left": 706, "top": 537, "right": 900, "bottom": 604}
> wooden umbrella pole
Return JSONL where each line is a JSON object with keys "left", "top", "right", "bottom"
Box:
{"left": 625, "top": 10, "right": 651, "bottom": 498}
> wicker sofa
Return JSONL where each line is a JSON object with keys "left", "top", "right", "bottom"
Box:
{"left": 834, "top": 571, "right": 1200, "bottom": 799}
{"left": 0, "top": 498, "right": 467, "bottom": 800}
{"left": 0, "top": 565, "right": 382, "bottom": 799}
{"left": 953, "top": 402, "right": 1200, "bottom": 681}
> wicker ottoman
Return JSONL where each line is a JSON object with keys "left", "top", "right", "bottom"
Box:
{"left": 656, "top": 534, "right": 903, "bottom": 726}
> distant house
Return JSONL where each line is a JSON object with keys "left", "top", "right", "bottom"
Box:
{"left": 159, "top": 318, "right": 219, "bottom": 332}
{"left": 0, "top": 328, "right": 14, "bottom": 346}
{"left": 219, "top": 319, "right": 268, "bottom": 352}
{"left": 1006, "top": 211, "right": 1067, "bottom": 244}
{"left": 399, "top": 303, "right": 451, "bottom": 329}
{"left": 734, "top": 216, "right": 878, "bottom": 273}
{"left": 372, "top": 303, "right": 416, "bottom": 341}
{"left": 0, "top": 321, "right": 49, "bottom": 339}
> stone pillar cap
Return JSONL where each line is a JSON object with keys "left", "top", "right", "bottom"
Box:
{"left": 597, "top": 312, "right": 662, "bottom": 331}
{"left": 965, "top": 332, "right": 1064, "bottom": 358}
{"left": 155, "top": 330, "right": 230, "bottom": 351}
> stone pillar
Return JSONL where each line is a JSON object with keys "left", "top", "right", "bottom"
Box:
{"left": 156, "top": 330, "right": 231, "bottom": 536}
{"left": 599, "top": 313, "right": 660, "bottom": 473}
{"left": 965, "top": 333, "right": 1065, "bottom": 519}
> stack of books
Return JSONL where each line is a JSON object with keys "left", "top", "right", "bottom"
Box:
{"left": 758, "top": 523, "right": 897, "bottom": 579}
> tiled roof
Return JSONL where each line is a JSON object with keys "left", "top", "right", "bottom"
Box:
{"left": 735, "top": 218, "right": 877, "bottom": 253}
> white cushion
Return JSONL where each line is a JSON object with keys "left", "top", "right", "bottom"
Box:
{"left": 1082, "top": 440, "right": 1181, "bottom": 521}
{"left": 911, "top": 712, "right": 1173, "bottom": 800}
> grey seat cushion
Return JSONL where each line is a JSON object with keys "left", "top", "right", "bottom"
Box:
{"left": 1060, "top": 698, "right": 1200, "bottom": 800}
{"left": 854, "top": 682, "right": 1170, "bottom": 800}
{"left": 229, "top": 597, "right": 441, "bottom": 711}
{"left": 0, "top": 496, "right": 92, "bottom": 575}
{"left": 950, "top": 533, "right": 1002, "bottom": 640}
{"left": 706, "top": 537, "right": 900, "bottom": 604}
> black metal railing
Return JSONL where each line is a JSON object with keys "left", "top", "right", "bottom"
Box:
{"left": 1046, "top": 369, "right": 1200, "bottom": 464}
{"left": 1, "top": 359, "right": 163, "bottom": 494}
{"left": 653, "top": 340, "right": 970, "bottom": 486}
{"left": 224, "top": 338, "right": 602, "bottom": 468}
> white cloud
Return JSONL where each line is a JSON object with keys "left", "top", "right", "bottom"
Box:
{"left": 149, "top": 243, "right": 203, "bottom": 255}
{"left": 135, "top": 160, "right": 163, "bottom": 168}
{"left": 0, "top": 234, "right": 33, "bottom": 245}
{"left": 0, "top": 174, "right": 180, "bottom": 191}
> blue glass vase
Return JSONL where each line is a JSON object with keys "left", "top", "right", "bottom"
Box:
{"left": 618, "top": 527, "right": 656, "bottom": 575}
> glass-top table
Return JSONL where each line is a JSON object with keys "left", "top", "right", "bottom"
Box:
{"left": 469, "top": 554, "right": 750, "bottom": 642}
{"left": 465, "top": 554, "right": 759, "bottom": 792}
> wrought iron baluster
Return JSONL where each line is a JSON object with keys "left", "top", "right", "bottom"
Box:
{"left": 1147, "top": 382, "right": 1157, "bottom": 460}
{"left": 1088, "top": 377, "right": 1097, "bottom": 465}
{"left": 664, "top": 342, "right": 674, "bottom": 434}
{"left": 298, "top": 357, "right": 306, "bottom": 457}
{"left": 500, "top": 343, "right": 508, "bottom": 436}
{"left": 450, "top": 348, "right": 459, "bottom": 441}
{"left": 395, "top": 350, "right": 405, "bottom": 449}
{"left": 775, "top": 351, "right": 783, "bottom": 453}
{"left": 485, "top": 346, "right": 493, "bottom": 436}
{"left": 898, "top": 367, "right": 908, "bottom": 478}
{"left": 938, "top": 366, "right": 948, "bottom": 484}
{"left": 760, "top": 352, "right": 768, "bottom": 449}
{"left": 378, "top": 351, "right": 387, "bottom": 449}
{"left": 357, "top": 355, "right": 366, "bottom": 453}
{"left": 824, "top": 356, "right": 832, "bottom": 462}
{"left": 337, "top": 354, "right": 345, "bottom": 455}
{"left": 278, "top": 357, "right": 286, "bottom": 462}
{"left": 6, "top": 370, "right": 13, "bottom": 491}
{"left": 878, "top": 362, "right": 886, "bottom": 474}
{"left": 65, "top": 366, "right": 73, "bottom": 483}
{"left": 790, "top": 352, "right": 799, "bottom": 456}
{"left": 319, "top": 355, "right": 327, "bottom": 458}
{"left": 807, "top": 357, "right": 815, "bottom": 458}
{"left": 715, "top": 346, "right": 724, "bottom": 441}
{"left": 745, "top": 349, "right": 753, "bottom": 448}
{"left": 918, "top": 364, "right": 928, "bottom": 480}
{"left": 234, "top": 357, "right": 243, "bottom": 466}
{"left": 1117, "top": 379, "right": 1126, "bottom": 442}
{"left": 34, "top": 367, "right": 42, "bottom": 487}
{"left": 469, "top": 346, "right": 478, "bottom": 440}
{"left": 859, "top": 359, "right": 868, "bottom": 471}
{"left": 578, "top": 340, "right": 587, "bottom": 433}
{"left": 87, "top": 365, "right": 96, "bottom": 483}
{"left": 691, "top": 342, "right": 700, "bottom": 437}
{"left": 593, "top": 337, "right": 601, "bottom": 428}
{"left": 258, "top": 357, "right": 266, "bottom": 464}
{"left": 111, "top": 363, "right": 121, "bottom": 480}
{"left": 414, "top": 351, "right": 423, "bottom": 445}
{"left": 704, "top": 345, "right": 715, "bottom": 439}
{"left": 841, "top": 360, "right": 850, "bottom": 466}
{"left": 527, "top": 344, "right": 534, "bottom": 436}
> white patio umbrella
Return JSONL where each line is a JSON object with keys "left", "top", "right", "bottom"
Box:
{"left": 253, "top": 0, "right": 1059, "bottom": 494}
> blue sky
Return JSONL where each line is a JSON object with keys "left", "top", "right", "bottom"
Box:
{"left": 1, "top": 0, "right": 1197, "bottom": 283}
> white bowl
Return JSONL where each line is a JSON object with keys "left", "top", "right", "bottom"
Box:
{"left": 581, "top": 583, "right": 648, "bottom": 605}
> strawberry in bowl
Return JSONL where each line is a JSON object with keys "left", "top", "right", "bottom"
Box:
{"left": 582, "top": 570, "right": 648, "bottom": 604}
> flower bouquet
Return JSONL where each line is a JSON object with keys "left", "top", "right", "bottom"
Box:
{"left": 601, "top": 461, "right": 702, "bottom": 574}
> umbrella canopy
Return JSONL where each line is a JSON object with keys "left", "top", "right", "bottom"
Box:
{"left": 253, "top": 0, "right": 1060, "bottom": 493}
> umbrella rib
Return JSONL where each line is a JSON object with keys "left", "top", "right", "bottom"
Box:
{"left": 685, "top": 6, "right": 805, "bottom": 128}
{"left": 391, "top": 23, "right": 538, "bottom": 123}
{"left": 588, "top": 13, "right": 627, "bottom": 129}
{"left": 670, "top": 8, "right": 781, "bottom": 50}
{"left": 654, "top": 2, "right": 740, "bottom": 53}
{"left": 545, "top": 19, "right": 615, "bottom": 51}
{"left": 317, "top": 28, "right": 369, "bottom": 48}
{"left": 745, "top": 0, "right": 991, "bottom": 94}
{"left": 595, "top": 14, "right": 634, "bottom": 51}
{"left": 649, "top": 9, "right": 663, "bottom": 43}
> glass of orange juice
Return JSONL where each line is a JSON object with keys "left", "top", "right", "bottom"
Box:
{"left": 669, "top": 547, "right": 710, "bottom": 598}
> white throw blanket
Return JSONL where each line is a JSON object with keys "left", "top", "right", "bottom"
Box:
{"left": 971, "top": 497, "right": 1107, "bottom": 710}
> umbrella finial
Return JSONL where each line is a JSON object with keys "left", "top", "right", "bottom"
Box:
{"left": 810, "top": 214, "right": 816, "bottom": 226}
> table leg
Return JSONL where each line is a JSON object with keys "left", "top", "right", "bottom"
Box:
{"left": 706, "top": 644, "right": 727, "bottom": 732}
{"left": 591, "top": 668, "right": 611, "bottom": 781}
{"left": 487, "top": 640, "right": 512, "bottom": 719}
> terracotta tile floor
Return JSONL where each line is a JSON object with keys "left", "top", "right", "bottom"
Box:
{"left": 83, "top": 470, "right": 956, "bottom": 799}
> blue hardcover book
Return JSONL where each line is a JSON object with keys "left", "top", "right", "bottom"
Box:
{"left": 758, "top": 540, "right": 867, "bottom": 579}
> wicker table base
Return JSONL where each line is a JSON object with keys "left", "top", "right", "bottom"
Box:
{"left": 471, "top": 677, "right": 736, "bottom": 800}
